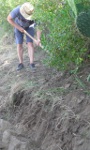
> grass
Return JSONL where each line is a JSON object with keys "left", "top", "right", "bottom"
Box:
{"left": 74, "top": 74, "right": 90, "bottom": 94}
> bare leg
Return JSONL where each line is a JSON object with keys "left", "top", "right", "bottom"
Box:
{"left": 17, "top": 44, "right": 23, "bottom": 64}
{"left": 27, "top": 42, "right": 34, "bottom": 64}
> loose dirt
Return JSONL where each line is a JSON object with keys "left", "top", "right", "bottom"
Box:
{"left": 0, "top": 34, "right": 90, "bottom": 150}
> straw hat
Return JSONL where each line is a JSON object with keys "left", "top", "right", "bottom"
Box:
{"left": 20, "top": 2, "right": 34, "bottom": 20}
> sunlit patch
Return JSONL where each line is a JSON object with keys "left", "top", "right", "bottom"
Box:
{"left": 3, "top": 60, "right": 10, "bottom": 66}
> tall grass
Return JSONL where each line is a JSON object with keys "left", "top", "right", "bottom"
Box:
{"left": 66, "top": 0, "right": 77, "bottom": 17}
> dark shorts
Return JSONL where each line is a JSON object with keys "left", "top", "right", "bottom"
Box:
{"left": 14, "top": 27, "right": 35, "bottom": 44}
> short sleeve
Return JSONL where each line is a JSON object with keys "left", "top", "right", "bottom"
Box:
{"left": 10, "top": 6, "right": 20, "bottom": 19}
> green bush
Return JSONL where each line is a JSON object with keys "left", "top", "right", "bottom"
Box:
{"left": 34, "top": 0, "right": 87, "bottom": 70}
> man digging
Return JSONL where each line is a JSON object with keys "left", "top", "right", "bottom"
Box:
{"left": 7, "top": 2, "right": 41, "bottom": 71}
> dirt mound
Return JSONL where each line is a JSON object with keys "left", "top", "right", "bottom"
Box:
{"left": 0, "top": 34, "right": 90, "bottom": 149}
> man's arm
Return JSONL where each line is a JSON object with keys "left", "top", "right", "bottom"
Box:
{"left": 36, "top": 29, "right": 42, "bottom": 46}
{"left": 7, "top": 14, "right": 24, "bottom": 33}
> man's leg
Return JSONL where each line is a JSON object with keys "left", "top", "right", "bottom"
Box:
{"left": 17, "top": 44, "right": 23, "bottom": 64}
{"left": 14, "top": 28, "right": 24, "bottom": 70}
{"left": 26, "top": 27, "right": 35, "bottom": 70}
{"left": 27, "top": 42, "right": 34, "bottom": 64}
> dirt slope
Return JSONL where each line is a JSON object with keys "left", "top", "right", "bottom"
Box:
{"left": 0, "top": 35, "right": 90, "bottom": 150}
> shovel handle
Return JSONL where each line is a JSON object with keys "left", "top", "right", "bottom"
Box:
{"left": 24, "top": 30, "right": 43, "bottom": 49}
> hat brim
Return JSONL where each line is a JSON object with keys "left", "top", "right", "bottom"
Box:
{"left": 20, "top": 6, "right": 33, "bottom": 20}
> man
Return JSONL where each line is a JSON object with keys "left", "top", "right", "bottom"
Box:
{"left": 7, "top": 2, "right": 41, "bottom": 71}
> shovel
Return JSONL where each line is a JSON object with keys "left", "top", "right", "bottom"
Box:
{"left": 24, "top": 30, "right": 43, "bottom": 49}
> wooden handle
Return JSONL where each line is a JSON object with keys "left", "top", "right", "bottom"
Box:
{"left": 24, "top": 30, "right": 43, "bottom": 49}
{"left": 24, "top": 30, "right": 36, "bottom": 42}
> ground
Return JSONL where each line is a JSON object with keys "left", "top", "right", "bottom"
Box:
{"left": 0, "top": 34, "right": 90, "bottom": 150}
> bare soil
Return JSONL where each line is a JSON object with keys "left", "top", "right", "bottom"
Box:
{"left": 0, "top": 34, "right": 90, "bottom": 150}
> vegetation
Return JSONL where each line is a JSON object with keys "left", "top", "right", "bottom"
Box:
{"left": 0, "top": 0, "right": 90, "bottom": 71}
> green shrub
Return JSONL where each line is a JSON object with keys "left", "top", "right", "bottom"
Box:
{"left": 33, "top": 0, "right": 87, "bottom": 70}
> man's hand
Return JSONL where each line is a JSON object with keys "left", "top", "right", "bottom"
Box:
{"left": 35, "top": 39, "right": 43, "bottom": 48}
{"left": 17, "top": 26, "right": 24, "bottom": 33}
{"left": 35, "top": 39, "right": 41, "bottom": 46}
